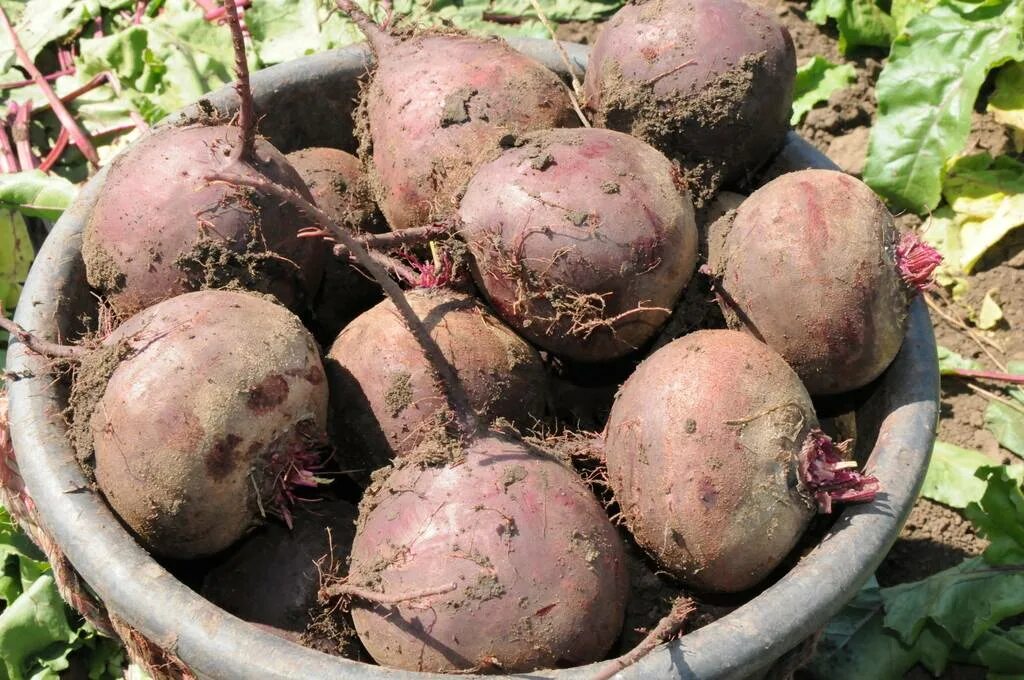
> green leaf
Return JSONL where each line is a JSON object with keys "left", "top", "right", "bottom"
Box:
{"left": 988, "top": 61, "right": 1024, "bottom": 152}
{"left": 954, "top": 625, "right": 1024, "bottom": 675}
{"left": 863, "top": 0, "right": 1024, "bottom": 213}
{"left": 0, "top": 209, "right": 33, "bottom": 314}
{"left": 985, "top": 400, "right": 1024, "bottom": 457}
{"left": 936, "top": 345, "right": 981, "bottom": 374}
{"left": 0, "top": 575, "right": 77, "bottom": 680}
{"left": 0, "top": 172, "right": 76, "bottom": 222}
{"left": 243, "top": 0, "right": 363, "bottom": 65}
{"left": 977, "top": 290, "right": 1004, "bottom": 329}
{"left": 882, "top": 556, "right": 1024, "bottom": 648}
{"left": 0, "top": 0, "right": 102, "bottom": 71}
{"left": 966, "top": 465, "right": 1024, "bottom": 565}
{"left": 807, "top": 0, "right": 895, "bottom": 53}
{"left": 790, "top": 56, "right": 857, "bottom": 125}
{"left": 890, "top": 0, "right": 940, "bottom": 34}
{"left": 921, "top": 441, "right": 1008, "bottom": 508}
{"left": 938, "top": 153, "right": 1024, "bottom": 272}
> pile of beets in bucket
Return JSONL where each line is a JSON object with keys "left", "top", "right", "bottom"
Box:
{"left": 4, "top": 0, "right": 943, "bottom": 673}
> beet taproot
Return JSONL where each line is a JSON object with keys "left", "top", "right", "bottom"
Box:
{"left": 604, "top": 329, "right": 877, "bottom": 593}
{"left": 345, "top": 434, "right": 628, "bottom": 672}
{"left": 83, "top": 125, "right": 324, "bottom": 317}
{"left": 339, "top": 0, "right": 578, "bottom": 231}
{"left": 458, "top": 127, "right": 698, "bottom": 362}
{"left": 706, "top": 169, "right": 941, "bottom": 395}
{"left": 583, "top": 0, "right": 796, "bottom": 201}
{"left": 286, "top": 146, "right": 384, "bottom": 341}
{"left": 326, "top": 289, "right": 546, "bottom": 474}
{"left": 82, "top": 290, "right": 328, "bottom": 558}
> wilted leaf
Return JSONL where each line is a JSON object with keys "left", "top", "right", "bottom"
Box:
{"left": 863, "top": 0, "right": 1024, "bottom": 213}
{"left": 988, "top": 61, "right": 1024, "bottom": 152}
{"left": 977, "top": 291, "right": 1004, "bottom": 329}
{"left": 0, "top": 172, "right": 76, "bottom": 221}
{"left": 966, "top": 466, "right": 1024, "bottom": 565}
{"left": 986, "top": 400, "right": 1024, "bottom": 457}
{"left": 936, "top": 345, "right": 981, "bottom": 374}
{"left": 807, "top": 0, "right": 895, "bottom": 53}
{"left": 790, "top": 56, "right": 857, "bottom": 125}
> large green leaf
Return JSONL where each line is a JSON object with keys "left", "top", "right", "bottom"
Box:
{"left": 965, "top": 466, "right": 1024, "bottom": 565}
{"left": 920, "top": 441, "right": 1017, "bottom": 509}
{"left": 0, "top": 172, "right": 76, "bottom": 222}
{"left": 986, "top": 400, "right": 1024, "bottom": 457}
{"left": 0, "top": 575, "right": 76, "bottom": 680}
{"left": 0, "top": 0, "right": 101, "bottom": 71}
{"left": 863, "top": 0, "right": 1024, "bottom": 213}
{"left": 807, "top": 0, "right": 895, "bottom": 53}
{"left": 790, "top": 56, "right": 857, "bottom": 125}
{"left": 0, "top": 209, "right": 33, "bottom": 314}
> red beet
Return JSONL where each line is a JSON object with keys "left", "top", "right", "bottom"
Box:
{"left": 346, "top": 435, "right": 628, "bottom": 672}
{"left": 83, "top": 125, "right": 324, "bottom": 317}
{"left": 706, "top": 169, "right": 941, "bottom": 395}
{"left": 583, "top": 0, "right": 796, "bottom": 201}
{"left": 82, "top": 290, "right": 328, "bottom": 558}
{"left": 604, "top": 329, "right": 878, "bottom": 592}
{"left": 339, "top": 0, "right": 578, "bottom": 230}
{"left": 458, "top": 128, "right": 698, "bottom": 362}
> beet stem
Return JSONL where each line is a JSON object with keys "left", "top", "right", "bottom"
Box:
{"left": 798, "top": 429, "right": 879, "bottom": 514}
{"left": 0, "top": 121, "right": 16, "bottom": 172}
{"left": 948, "top": 368, "right": 1024, "bottom": 385}
{"left": 0, "top": 312, "right": 86, "bottom": 360}
{"left": 334, "top": 0, "right": 395, "bottom": 53}
{"left": 11, "top": 101, "right": 36, "bottom": 171}
{"left": 591, "top": 597, "right": 695, "bottom": 680}
{"left": 324, "top": 580, "right": 457, "bottom": 605}
{"left": 0, "top": 7, "right": 100, "bottom": 168}
{"left": 39, "top": 127, "right": 69, "bottom": 173}
{"left": 896, "top": 231, "right": 941, "bottom": 293}
{"left": 332, "top": 223, "right": 448, "bottom": 256}
{"left": 222, "top": 0, "right": 255, "bottom": 164}
{"left": 205, "top": 171, "right": 481, "bottom": 438}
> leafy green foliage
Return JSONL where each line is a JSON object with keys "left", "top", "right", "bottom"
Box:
{"left": 790, "top": 56, "right": 857, "bottom": 125}
{"left": 984, "top": 368, "right": 1024, "bottom": 458}
{"left": 807, "top": 0, "right": 895, "bottom": 53}
{"left": 988, "top": 61, "right": 1024, "bottom": 152}
{"left": 811, "top": 467, "right": 1024, "bottom": 677}
{"left": 920, "top": 440, "right": 1016, "bottom": 509}
{"left": 936, "top": 345, "right": 980, "bottom": 375}
{"left": 863, "top": 0, "right": 1024, "bottom": 213}
{"left": 0, "top": 173, "right": 76, "bottom": 221}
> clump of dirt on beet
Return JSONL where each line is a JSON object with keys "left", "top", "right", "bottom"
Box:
{"left": 66, "top": 340, "right": 133, "bottom": 466}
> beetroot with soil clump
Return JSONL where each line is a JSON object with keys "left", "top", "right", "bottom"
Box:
{"left": 583, "top": 0, "right": 796, "bottom": 201}
{"left": 338, "top": 0, "right": 578, "bottom": 231}
{"left": 286, "top": 146, "right": 384, "bottom": 340}
{"left": 82, "top": 290, "right": 328, "bottom": 558}
{"left": 342, "top": 434, "right": 628, "bottom": 672}
{"left": 458, "top": 127, "right": 698, "bottom": 362}
{"left": 326, "top": 289, "right": 546, "bottom": 473}
{"left": 604, "top": 329, "right": 878, "bottom": 593}
{"left": 83, "top": 124, "right": 324, "bottom": 317}
{"left": 706, "top": 169, "right": 941, "bottom": 395}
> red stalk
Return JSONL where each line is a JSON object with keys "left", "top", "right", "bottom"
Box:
{"left": 0, "top": 121, "right": 18, "bottom": 173}
{"left": 948, "top": 368, "right": 1024, "bottom": 385}
{"left": 39, "top": 127, "right": 69, "bottom": 172}
{"left": 0, "top": 7, "right": 100, "bottom": 167}
{"left": 11, "top": 101, "right": 36, "bottom": 170}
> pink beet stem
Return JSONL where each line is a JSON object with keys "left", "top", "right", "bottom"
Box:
{"left": 0, "top": 68, "right": 73, "bottom": 90}
{"left": 896, "top": 231, "right": 942, "bottom": 293}
{"left": 11, "top": 101, "right": 36, "bottom": 170}
{"left": 39, "top": 127, "right": 69, "bottom": 172}
{"left": 0, "top": 8, "right": 100, "bottom": 168}
{"left": 799, "top": 429, "right": 879, "bottom": 514}
{"left": 334, "top": 0, "right": 395, "bottom": 53}
{"left": 203, "top": 0, "right": 249, "bottom": 21}
{"left": 0, "top": 120, "right": 18, "bottom": 172}
{"left": 948, "top": 368, "right": 1024, "bottom": 385}
{"left": 221, "top": 0, "right": 255, "bottom": 164}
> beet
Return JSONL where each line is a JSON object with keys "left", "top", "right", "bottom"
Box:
{"left": 339, "top": 1, "right": 578, "bottom": 231}
{"left": 83, "top": 125, "right": 325, "bottom": 317}
{"left": 706, "top": 169, "right": 940, "bottom": 395}
{"left": 604, "top": 330, "right": 877, "bottom": 593}
{"left": 203, "top": 500, "right": 357, "bottom": 637}
{"left": 286, "top": 147, "right": 384, "bottom": 341}
{"left": 82, "top": 290, "right": 328, "bottom": 558}
{"left": 583, "top": 0, "right": 796, "bottom": 201}
{"left": 346, "top": 434, "right": 628, "bottom": 672}
{"left": 326, "top": 289, "right": 546, "bottom": 474}
{"left": 458, "top": 127, "right": 698, "bottom": 362}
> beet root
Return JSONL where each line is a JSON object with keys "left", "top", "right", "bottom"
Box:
{"left": 458, "top": 128, "right": 698, "bottom": 362}
{"left": 353, "top": 21, "right": 578, "bottom": 230}
{"left": 583, "top": 0, "right": 796, "bottom": 201}
{"left": 345, "top": 435, "right": 628, "bottom": 672}
{"left": 286, "top": 147, "right": 385, "bottom": 341}
{"left": 706, "top": 169, "right": 940, "bottom": 395}
{"left": 604, "top": 330, "right": 877, "bottom": 593}
{"left": 83, "top": 125, "right": 324, "bottom": 317}
{"left": 83, "top": 290, "right": 329, "bottom": 558}
{"left": 326, "top": 289, "right": 546, "bottom": 474}
{"left": 202, "top": 500, "right": 358, "bottom": 638}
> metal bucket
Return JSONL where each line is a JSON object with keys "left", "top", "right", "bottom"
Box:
{"left": 5, "top": 40, "right": 938, "bottom": 679}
